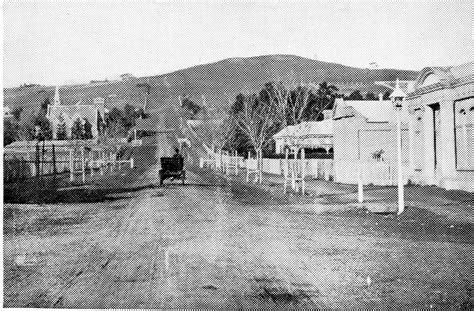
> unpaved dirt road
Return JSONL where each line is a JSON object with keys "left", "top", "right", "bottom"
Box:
{"left": 3, "top": 134, "right": 473, "bottom": 309}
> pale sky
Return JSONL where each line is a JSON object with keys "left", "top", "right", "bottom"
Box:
{"left": 3, "top": 0, "right": 473, "bottom": 87}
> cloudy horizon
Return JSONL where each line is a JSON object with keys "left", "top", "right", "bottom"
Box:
{"left": 3, "top": 0, "right": 472, "bottom": 87}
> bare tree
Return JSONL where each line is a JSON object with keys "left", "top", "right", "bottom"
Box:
{"left": 196, "top": 108, "right": 233, "bottom": 153}
{"left": 286, "top": 83, "right": 319, "bottom": 125}
{"left": 260, "top": 81, "right": 291, "bottom": 128}
{"left": 231, "top": 93, "right": 283, "bottom": 153}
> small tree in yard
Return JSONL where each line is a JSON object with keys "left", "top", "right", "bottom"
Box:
{"left": 34, "top": 113, "right": 52, "bottom": 140}
{"left": 4, "top": 119, "right": 18, "bottom": 146}
{"left": 97, "top": 111, "right": 105, "bottom": 136}
{"left": 71, "top": 118, "right": 85, "bottom": 140}
{"left": 56, "top": 122, "right": 67, "bottom": 140}
{"left": 41, "top": 97, "right": 50, "bottom": 112}
{"left": 83, "top": 118, "right": 93, "bottom": 139}
{"left": 17, "top": 110, "right": 37, "bottom": 141}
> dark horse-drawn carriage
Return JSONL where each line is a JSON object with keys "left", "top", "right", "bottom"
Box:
{"left": 159, "top": 156, "right": 186, "bottom": 185}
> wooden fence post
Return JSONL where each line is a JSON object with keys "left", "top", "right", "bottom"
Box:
{"left": 301, "top": 148, "right": 306, "bottom": 195}
{"left": 69, "top": 149, "right": 74, "bottom": 182}
{"left": 35, "top": 144, "right": 40, "bottom": 177}
{"left": 81, "top": 148, "right": 85, "bottom": 183}
{"left": 52, "top": 144, "right": 57, "bottom": 184}
{"left": 358, "top": 162, "right": 364, "bottom": 203}
{"left": 234, "top": 150, "right": 238, "bottom": 176}
{"left": 246, "top": 151, "right": 250, "bottom": 183}
{"left": 41, "top": 140, "right": 45, "bottom": 178}
{"left": 90, "top": 150, "right": 94, "bottom": 177}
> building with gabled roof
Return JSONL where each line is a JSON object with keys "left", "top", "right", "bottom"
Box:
{"left": 273, "top": 111, "right": 333, "bottom": 154}
{"left": 4, "top": 106, "right": 13, "bottom": 118}
{"left": 46, "top": 89, "right": 105, "bottom": 139}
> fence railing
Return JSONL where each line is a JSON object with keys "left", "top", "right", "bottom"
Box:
{"left": 4, "top": 142, "right": 135, "bottom": 184}
{"left": 256, "top": 158, "right": 334, "bottom": 180}
{"left": 334, "top": 160, "right": 408, "bottom": 186}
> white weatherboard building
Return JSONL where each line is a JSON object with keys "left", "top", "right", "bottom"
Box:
{"left": 405, "top": 62, "right": 473, "bottom": 192}
{"left": 273, "top": 110, "right": 334, "bottom": 154}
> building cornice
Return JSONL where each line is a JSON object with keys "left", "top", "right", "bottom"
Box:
{"left": 406, "top": 75, "right": 473, "bottom": 100}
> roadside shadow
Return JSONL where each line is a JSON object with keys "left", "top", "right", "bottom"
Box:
{"left": 4, "top": 183, "right": 160, "bottom": 204}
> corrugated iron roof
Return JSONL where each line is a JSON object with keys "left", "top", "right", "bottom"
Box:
{"left": 48, "top": 103, "right": 104, "bottom": 122}
{"left": 333, "top": 98, "right": 409, "bottom": 123}
{"left": 273, "top": 119, "right": 333, "bottom": 139}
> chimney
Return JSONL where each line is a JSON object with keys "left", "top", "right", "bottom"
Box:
{"left": 378, "top": 93, "right": 383, "bottom": 101}
{"left": 323, "top": 109, "right": 334, "bottom": 120}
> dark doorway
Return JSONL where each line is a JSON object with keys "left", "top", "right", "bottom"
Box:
{"left": 429, "top": 103, "right": 440, "bottom": 170}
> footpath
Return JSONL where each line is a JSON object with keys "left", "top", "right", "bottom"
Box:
{"left": 214, "top": 167, "right": 474, "bottom": 224}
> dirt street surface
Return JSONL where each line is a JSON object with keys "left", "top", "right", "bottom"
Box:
{"left": 3, "top": 135, "right": 473, "bottom": 309}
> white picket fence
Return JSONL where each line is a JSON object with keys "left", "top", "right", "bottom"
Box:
{"left": 256, "top": 158, "right": 334, "bottom": 180}
{"left": 199, "top": 150, "right": 244, "bottom": 174}
{"left": 334, "top": 161, "right": 408, "bottom": 186}
{"left": 199, "top": 150, "right": 334, "bottom": 182}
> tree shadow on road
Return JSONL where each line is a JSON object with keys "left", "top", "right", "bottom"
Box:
{"left": 4, "top": 183, "right": 160, "bottom": 204}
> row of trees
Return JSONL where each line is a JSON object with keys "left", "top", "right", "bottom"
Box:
{"left": 345, "top": 90, "right": 391, "bottom": 101}
{"left": 103, "top": 104, "right": 146, "bottom": 139}
{"left": 194, "top": 81, "right": 340, "bottom": 156}
{"left": 4, "top": 106, "right": 53, "bottom": 145}
{"left": 4, "top": 102, "right": 146, "bottom": 146}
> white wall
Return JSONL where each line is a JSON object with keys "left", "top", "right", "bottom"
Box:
{"left": 250, "top": 158, "right": 334, "bottom": 180}
{"left": 333, "top": 114, "right": 409, "bottom": 185}
{"left": 406, "top": 81, "right": 474, "bottom": 192}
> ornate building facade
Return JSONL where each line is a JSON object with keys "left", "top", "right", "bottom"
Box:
{"left": 405, "top": 62, "right": 473, "bottom": 191}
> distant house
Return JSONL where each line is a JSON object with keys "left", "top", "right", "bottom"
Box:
{"left": 4, "top": 106, "right": 13, "bottom": 118}
{"left": 273, "top": 112, "right": 333, "bottom": 155}
{"left": 47, "top": 93, "right": 105, "bottom": 139}
{"left": 405, "top": 62, "right": 473, "bottom": 191}
{"left": 332, "top": 97, "right": 410, "bottom": 185}
{"left": 120, "top": 73, "right": 136, "bottom": 81}
{"left": 131, "top": 118, "right": 173, "bottom": 143}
